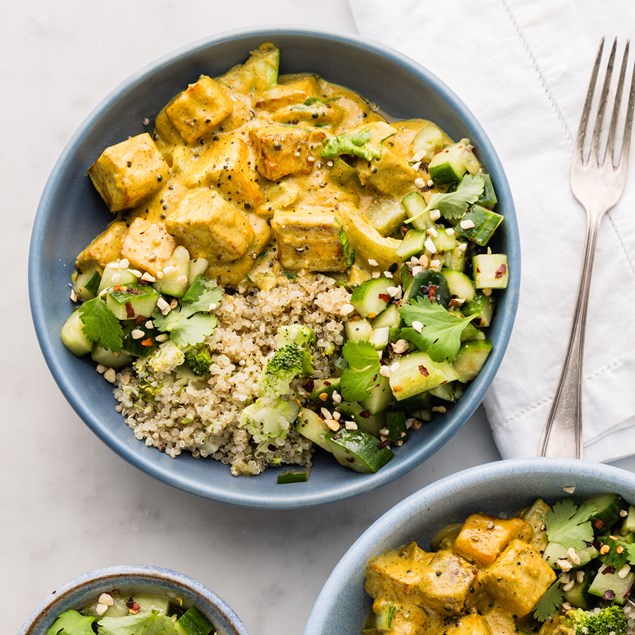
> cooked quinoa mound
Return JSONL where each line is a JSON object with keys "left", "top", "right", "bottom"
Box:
{"left": 113, "top": 275, "right": 351, "bottom": 475}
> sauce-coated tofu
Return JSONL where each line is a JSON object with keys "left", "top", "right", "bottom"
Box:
{"left": 483, "top": 539, "right": 557, "bottom": 618}
{"left": 75, "top": 220, "right": 128, "bottom": 273}
{"left": 443, "top": 613, "right": 491, "bottom": 635}
{"left": 120, "top": 218, "right": 176, "bottom": 276}
{"left": 165, "top": 75, "right": 233, "bottom": 144}
{"left": 271, "top": 207, "right": 345, "bottom": 273}
{"left": 453, "top": 513, "right": 530, "bottom": 567}
{"left": 88, "top": 133, "right": 169, "bottom": 213}
{"left": 165, "top": 188, "right": 254, "bottom": 262}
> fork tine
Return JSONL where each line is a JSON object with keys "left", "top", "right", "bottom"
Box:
{"left": 590, "top": 38, "right": 617, "bottom": 165}
{"left": 619, "top": 43, "right": 635, "bottom": 169}
{"left": 577, "top": 37, "right": 605, "bottom": 158}
{"left": 606, "top": 40, "right": 630, "bottom": 166}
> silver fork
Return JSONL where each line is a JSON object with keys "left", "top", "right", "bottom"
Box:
{"left": 539, "top": 38, "right": 635, "bottom": 458}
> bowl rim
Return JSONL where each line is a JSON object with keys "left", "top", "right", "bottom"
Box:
{"left": 303, "top": 458, "right": 635, "bottom": 633}
{"left": 19, "top": 564, "right": 249, "bottom": 635}
{"left": 28, "top": 25, "right": 520, "bottom": 508}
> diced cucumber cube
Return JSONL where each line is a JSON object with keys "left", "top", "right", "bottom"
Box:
{"left": 622, "top": 505, "right": 635, "bottom": 533}
{"left": 296, "top": 407, "right": 332, "bottom": 452}
{"left": 338, "top": 401, "right": 386, "bottom": 437}
{"left": 132, "top": 594, "right": 170, "bottom": 615}
{"left": 310, "top": 378, "right": 341, "bottom": 402}
{"left": 433, "top": 227, "right": 457, "bottom": 253}
{"left": 543, "top": 542, "right": 598, "bottom": 569}
{"left": 362, "top": 374, "right": 392, "bottom": 414}
{"left": 460, "top": 322, "right": 486, "bottom": 342}
{"left": 396, "top": 229, "right": 427, "bottom": 260}
{"left": 453, "top": 340, "right": 492, "bottom": 383}
{"left": 442, "top": 269, "right": 476, "bottom": 303}
{"left": 412, "top": 122, "right": 447, "bottom": 162}
{"left": 401, "top": 191, "right": 432, "bottom": 230}
{"left": 106, "top": 283, "right": 160, "bottom": 320}
{"left": 188, "top": 258, "right": 209, "bottom": 285}
{"left": 326, "top": 428, "right": 393, "bottom": 473}
{"left": 154, "top": 245, "right": 190, "bottom": 298}
{"left": 588, "top": 564, "right": 635, "bottom": 605}
{"left": 456, "top": 205, "right": 503, "bottom": 246}
{"left": 73, "top": 269, "right": 101, "bottom": 301}
{"left": 477, "top": 173, "right": 498, "bottom": 208}
{"left": 458, "top": 138, "right": 482, "bottom": 175}
{"left": 429, "top": 142, "right": 468, "bottom": 185}
{"left": 371, "top": 304, "right": 402, "bottom": 330}
{"left": 175, "top": 606, "right": 214, "bottom": 635}
{"left": 350, "top": 277, "right": 392, "bottom": 318}
{"left": 369, "top": 327, "right": 390, "bottom": 350}
{"left": 60, "top": 310, "right": 93, "bottom": 356}
{"left": 464, "top": 293, "right": 494, "bottom": 327}
{"left": 345, "top": 319, "right": 373, "bottom": 342}
{"left": 367, "top": 199, "right": 408, "bottom": 236}
{"left": 386, "top": 410, "right": 407, "bottom": 442}
{"left": 91, "top": 345, "right": 132, "bottom": 369}
{"left": 389, "top": 351, "right": 459, "bottom": 401}
{"left": 472, "top": 253, "right": 508, "bottom": 289}
{"left": 98, "top": 261, "right": 137, "bottom": 293}
{"left": 429, "top": 381, "right": 462, "bottom": 402}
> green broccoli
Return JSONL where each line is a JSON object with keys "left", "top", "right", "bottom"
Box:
{"left": 568, "top": 605, "right": 628, "bottom": 635}
{"left": 260, "top": 342, "right": 313, "bottom": 398}
{"left": 184, "top": 346, "right": 212, "bottom": 376}
{"left": 276, "top": 324, "right": 316, "bottom": 348}
{"left": 134, "top": 340, "right": 185, "bottom": 377}
{"left": 239, "top": 397, "right": 300, "bottom": 452}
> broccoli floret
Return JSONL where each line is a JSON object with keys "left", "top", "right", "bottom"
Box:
{"left": 134, "top": 340, "right": 185, "bottom": 377}
{"left": 260, "top": 342, "right": 314, "bottom": 398}
{"left": 239, "top": 397, "right": 300, "bottom": 452}
{"left": 568, "top": 605, "right": 628, "bottom": 635}
{"left": 276, "top": 324, "right": 316, "bottom": 348}
{"left": 184, "top": 346, "right": 212, "bottom": 376}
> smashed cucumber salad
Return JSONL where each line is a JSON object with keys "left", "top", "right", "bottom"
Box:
{"left": 60, "top": 131, "right": 508, "bottom": 480}
{"left": 46, "top": 589, "right": 215, "bottom": 635}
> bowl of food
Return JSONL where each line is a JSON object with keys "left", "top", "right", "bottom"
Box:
{"left": 19, "top": 565, "right": 248, "bottom": 635}
{"left": 29, "top": 27, "right": 519, "bottom": 508}
{"left": 304, "top": 458, "right": 635, "bottom": 634}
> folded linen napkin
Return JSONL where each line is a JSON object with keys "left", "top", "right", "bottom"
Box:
{"left": 350, "top": 0, "right": 635, "bottom": 462}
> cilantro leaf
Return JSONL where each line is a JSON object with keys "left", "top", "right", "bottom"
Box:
{"left": 339, "top": 340, "right": 381, "bottom": 402}
{"left": 399, "top": 298, "right": 475, "bottom": 362}
{"left": 625, "top": 542, "right": 635, "bottom": 566}
{"left": 46, "top": 610, "right": 95, "bottom": 635}
{"left": 406, "top": 174, "right": 484, "bottom": 224}
{"left": 158, "top": 313, "right": 218, "bottom": 348}
{"left": 545, "top": 499, "right": 597, "bottom": 549}
{"left": 338, "top": 228, "right": 355, "bottom": 269}
{"left": 181, "top": 277, "right": 223, "bottom": 312}
{"left": 98, "top": 611, "right": 177, "bottom": 635}
{"left": 78, "top": 297, "right": 124, "bottom": 352}
{"left": 532, "top": 581, "right": 564, "bottom": 623}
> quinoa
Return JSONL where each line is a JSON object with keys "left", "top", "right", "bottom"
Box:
{"left": 113, "top": 274, "right": 351, "bottom": 475}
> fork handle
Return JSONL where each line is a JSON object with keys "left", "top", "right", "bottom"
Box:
{"left": 538, "top": 214, "right": 602, "bottom": 458}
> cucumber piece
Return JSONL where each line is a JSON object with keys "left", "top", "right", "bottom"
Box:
{"left": 98, "top": 261, "right": 137, "bottom": 293}
{"left": 401, "top": 191, "right": 432, "bottom": 231}
{"left": 345, "top": 319, "right": 373, "bottom": 342}
{"left": 444, "top": 241, "right": 469, "bottom": 272}
{"left": 366, "top": 199, "right": 407, "bottom": 236}
{"left": 106, "top": 284, "right": 160, "bottom": 320}
{"left": 588, "top": 564, "right": 635, "bottom": 604}
{"left": 477, "top": 173, "right": 498, "bottom": 209}
{"left": 442, "top": 269, "right": 476, "bottom": 302}
{"left": 412, "top": 122, "right": 447, "bottom": 162}
{"left": 310, "top": 378, "right": 341, "bottom": 402}
{"left": 276, "top": 324, "right": 316, "bottom": 348}
{"left": 584, "top": 493, "right": 627, "bottom": 531}
{"left": 154, "top": 245, "right": 190, "bottom": 298}
{"left": 397, "top": 391, "right": 433, "bottom": 413}
{"left": 472, "top": 253, "right": 509, "bottom": 289}
{"left": 362, "top": 375, "right": 392, "bottom": 415}
{"left": 296, "top": 407, "right": 332, "bottom": 452}
{"left": 428, "top": 142, "right": 468, "bottom": 185}
{"left": 389, "top": 351, "right": 459, "bottom": 401}
{"left": 456, "top": 205, "right": 503, "bottom": 246}
{"left": 338, "top": 401, "right": 386, "bottom": 437}
{"left": 369, "top": 326, "right": 390, "bottom": 350}
{"left": 73, "top": 270, "right": 101, "bottom": 301}
{"left": 464, "top": 293, "right": 494, "bottom": 327}
{"left": 433, "top": 227, "right": 457, "bottom": 253}
{"left": 458, "top": 138, "right": 482, "bottom": 175}
{"left": 429, "top": 381, "right": 462, "bottom": 402}
{"left": 350, "top": 277, "right": 392, "bottom": 318}
{"left": 175, "top": 606, "right": 214, "bottom": 635}
{"left": 221, "top": 42, "right": 279, "bottom": 94}
{"left": 91, "top": 345, "right": 132, "bottom": 369}
{"left": 60, "top": 310, "right": 93, "bottom": 356}
{"left": 277, "top": 470, "right": 310, "bottom": 484}
{"left": 188, "top": 258, "right": 209, "bottom": 285}
{"left": 543, "top": 542, "right": 599, "bottom": 569}
{"left": 453, "top": 340, "right": 493, "bottom": 383}
{"left": 621, "top": 505, "right": 635, "bottom": 533}
{"left": 326, "top": 428, "right": 393, "bottom": 473}
{"left": 132, "top": 594, "right": 170, "bottom": 615}
{"left": 386, "top": 410, "right": 407, "bottom": 442}
{"left": 396, "top": 229, "right": 426, "bottom": 260}
{"left": 563, "top": 579, "right": 591, "bottom": 610}
{"left": 460, "top": 322, "right": 485, "bottom": 342}
{"left": 371, "top": 304, "right": 402, "bottom": 330}
{"left": 403, "top": 270, "right": 451, "bottom": 306}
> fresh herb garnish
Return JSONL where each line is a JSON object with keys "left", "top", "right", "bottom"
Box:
{"left": 406, "top": 174, "right": 484, "bottom": 224}
{"left": 78, "top": 297, "right": 124, "bottom": 352}
{"left": 339, "top": 340, "right": 381, "bottom": 401}
{"left": 46, "top": 610, "right": 96, "bottom": 635}
{"left": 625, "top": 542, "right": 635, "bottom": 565}
{"left": 399, "top": 298, "right": 475, "bottom": 362}
{"left": 321, "top": 129, "right": 380, "bottom": 161}
{"left": 338, "top": 228, "right": 356, "bottom": 269}
{"left": 544, "top": 499, "right": 597, "bottom": 549}
{"left": 98, "top": 610, "right": 177, "bottom": 635}
{"left": 532, "top": 581, "right": 564, "bottom": 623}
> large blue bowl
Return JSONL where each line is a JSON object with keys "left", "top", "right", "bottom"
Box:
{"left": 304, "top": 459, "right": 635, "bottom": 634}
{"left": 29, "top": 27, "right": 520, "bottom": 508}
{"left": 19, "top": 565, "right": 248, "bottom": 635}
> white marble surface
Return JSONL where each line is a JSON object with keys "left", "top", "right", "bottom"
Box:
{"left": 3, "top": 1, "right": 634, "bottom": 634}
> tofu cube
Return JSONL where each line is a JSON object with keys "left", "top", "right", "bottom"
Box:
{"left": 250, "top": 124, "right": 318, "bottom": 181}
{"left": 120, "top": 218, "right": 176, "bottom": 276}
{"left": 483, "top": 539, "right": 557, "bottom": 618}
{"left": 201, "top": 135, "right": 264, "bottom": 208}
{"left": 75, "top": 220, "right": 128, "bottom": 272}
{"left": 453, "top": 513, "right": 530, "bottom": 567}
{"left": 88, "top": 133, "right": 170, "bottom": 212}
{"left": 165, "top": 75, "right": 233, "bottom": 144}
{"left": 443, "top": 613, "right": 491, "bottom": 635}
{"left": 271, "top": 207, "right": 346, "bottom": 273}
{"left": 165, "top": 188, "right": 254, "bottom": 262}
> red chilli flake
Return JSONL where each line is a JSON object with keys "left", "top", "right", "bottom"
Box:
{"left": 126, "top": 600, "right": 141, "bottom": 614}
{"left": 427, "top": 284, "right": 438, "bottom": 301}
{"left": 495, "top": 263, "right": 507, "bottom": 279}
{"left": 418, "top": 365, "right": 430, "bottom": 377}
{"left": 141, "top": 338, "right": 153, "bottom": 347}
{"left": 378, "top": 293, "right": 391, "bottom": 302}
{"left": 125, "top": 302, "right": 136, "bottom": 318}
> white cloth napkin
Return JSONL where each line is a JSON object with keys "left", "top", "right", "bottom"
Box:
{"left": 350, "top": 0, "right": 635, "bottom": 462}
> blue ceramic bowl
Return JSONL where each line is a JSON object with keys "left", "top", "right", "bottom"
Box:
{"left": 304, "top": 458, "right": 635, "bottom": 634}
{"left": 29, "top": 27, "right": 519, "bottom": 508}
{"left": 19, "top": 565, "right": 248, "bottom": 634}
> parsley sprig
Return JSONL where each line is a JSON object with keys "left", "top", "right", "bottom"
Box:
{"left": 544, "top": 499, "right": 597, "bottom": 549}
{"left": 339, "top": 340, "right": 381, "bottom": 402}
{"left": 78, "top": 297, "right": 124, "bottom": 352}
{"left": 399, "top": 298, "right": 475, "bottom": 362}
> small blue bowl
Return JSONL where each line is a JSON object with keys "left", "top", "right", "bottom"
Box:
{"left": 29, "top": 27, "right": 519, "bottom": 508}
{"left": 19, "top": 565, "right": 248, "bottom": 635}
{"left": 304, "top": 458, "right": 635, "bottom": 634}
